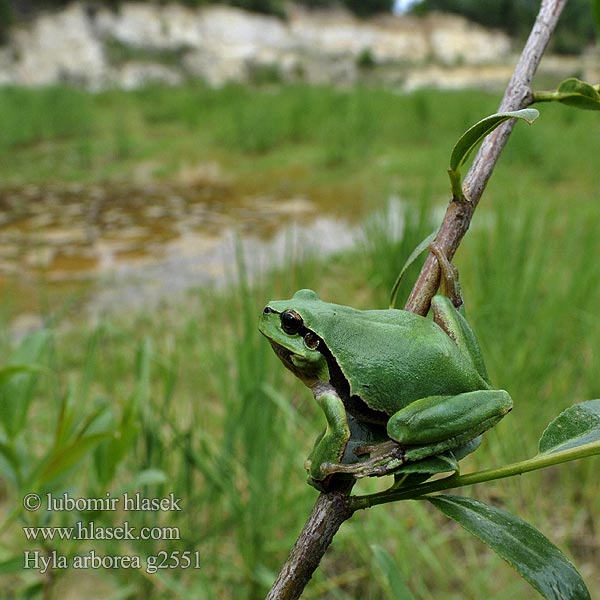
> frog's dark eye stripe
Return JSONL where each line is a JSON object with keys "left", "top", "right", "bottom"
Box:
{"left": 280, "top": 309, "right": 303, "bottom": 335}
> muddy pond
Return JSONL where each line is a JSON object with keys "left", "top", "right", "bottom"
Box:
{"left": 0, "top": 175, "right": 398, "bottom": 333}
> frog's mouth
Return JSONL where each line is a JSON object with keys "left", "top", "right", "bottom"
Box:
{"left": 267, "top": 339, "right": 295, "bottom": 368}
{"left": 267, "top": 339, "right": 323, "bottom": 385}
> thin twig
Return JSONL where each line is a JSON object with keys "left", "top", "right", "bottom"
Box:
{"left": 266, "top": 2, "right": 567, "bottom": 598}
{"left": 405, "top": 0, "right": 567, "bottom": 315}
{"left": 351, "top": 440, "right": 600, "bottom": 511}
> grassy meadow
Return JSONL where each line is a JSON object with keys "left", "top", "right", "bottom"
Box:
{"left": 0, "top": 82, "right": 599, "bottom": 599}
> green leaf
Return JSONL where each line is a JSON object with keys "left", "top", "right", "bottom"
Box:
{"left": 449, "top": 108, "right": 539, "bottom": 174}
{"left": 129, "top": 468, "right": 168, "bottom": 488}
{"left": 0, "top": 436, "right": 22, "bottom": 486}
{"left": 30, "top": 433, "right": 111, "bottom": 490}
{"left": 371, "top": 544, "right": 416, "bottom": 600}
{"left": 427, "top": 495, "right": 590, "bottom": 600}
{"left": 93, "top": 409, "right": 140, "bottom": 486}
{"left": 388, "top": 229, "right": 438, "bottom": 309}
{"left": 0, "top": 555, "right": 25, "bottom": 575}
{"left": 556, "top": 78, "right": 600, "bottom": 110}
{"left": 395, "top": 452, "right": 459, "bottom": 475}
{"left": 538, "top": 400, "right": 600, "bottom": 455}
{"left": 0, "top": 364, "right": 45, "bottom": 386}
{"left": 534, "top": 78, "right": 600, "bottom": 111}
{"left": 0, "top": 330, "right": 51, "bottom": 438}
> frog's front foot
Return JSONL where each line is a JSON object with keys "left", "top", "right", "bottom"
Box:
{"left": 306, "top": 386, "right": 394, "bottom": 489}
{"left": 308, "top": 435, "right": 486, "bottom": 489}
{"left": 305, "top": 456, "right": 359, "bottom": 491}
{"left": 307, "top": 440, "right": 408, "bottom": 489}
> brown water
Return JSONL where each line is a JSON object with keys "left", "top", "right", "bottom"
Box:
{"left": 0, "top": 178, "right": 367, "bottom": 329}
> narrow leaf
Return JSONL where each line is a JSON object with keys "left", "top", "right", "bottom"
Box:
{"left": 539, "top": 400, "right": 600, "bottom": 454}
{"left": 33, "top": 433, "right": 111, "bottom": 488}
{"left": 0, "top": 364, "right": 46, "bottom": 386}
{"left": 389, "top": 229, "right": 438, "bottom": 309}
{"left": 371, "top": 545, "right": 416, "bottom": 600}
{"left": 0, "top": 555, "right": 25, "bottom": 575}
{"left": 428, "top": 495, "right": 590, "bottom": 600}
{"left": 0, "top": 330, "right": 51, "bottom": 437}
{"left": 395, "top": 452, "right": 458, "bottom": 475}
{"left": 128, "top": 468, "right": 168, "bottom": 489}
{"left": 0, "top": 437, "right": 22, "bottom": 486}
{"left": 449, "top": 109, "right": 539, "bottom": 173}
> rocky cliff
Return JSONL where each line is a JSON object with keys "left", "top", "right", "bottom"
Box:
{"left": 0, "top": 3, "right": 518, "bottom": 89}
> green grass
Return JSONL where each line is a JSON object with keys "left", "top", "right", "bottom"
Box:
{"left": 0, "top": 83, "right": 498, "bottom": 194}
{"left": 0, "top": 83, "right": 599, "bottom": 599}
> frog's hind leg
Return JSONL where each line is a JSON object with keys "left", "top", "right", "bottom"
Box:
{"left": 387, "top": 389, "right": 513, "bottom": 462}
{"left": 429, "top": 243, "right": 490, "bottom": 383}
{"left": 431, "top": 294, "right": 490, "bottom": 383}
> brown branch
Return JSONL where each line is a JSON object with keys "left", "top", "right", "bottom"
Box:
{"left": 265, "top": 484, "right": 355, "bottom": 600}
{"left": 266, "top": 1, "right": 567, "bottom": 598}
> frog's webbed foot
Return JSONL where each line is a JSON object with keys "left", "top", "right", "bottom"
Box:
{"left": 319, "top": 438, "right": 471, "bottom": 482}
{"left": 319, "top": 440, "right": 406, "bottom": 479}
{"left": 306, "top": 405, "right": 391, "bottom": 489}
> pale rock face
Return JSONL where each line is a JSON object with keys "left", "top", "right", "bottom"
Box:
{"left": 0, "top": 46, "right": 14, "bottom": 85}
{"left": 403, "top": 64, "right": 515, "bottom": 93}
{"left": 115, "top": 62, "right": 184, "bottom": 90}
{"left": 196, "top": 6, "right": 292, "bottom": 53}
{"left": 11, "top": 4, "right": 107, "bottom": 87}
{"left": 186, "top": 6, "right": 293, "bottom": 85}
{"left": 94, "top": 3, "right": 203, "bottom": 49}
{"left": 428, "top": 14, "right": 511, "bottom": 66}
{"left": 0, "top": 3, "right": 515, "bottom": 90}
{"left": 289, "top": 11, "right": 429, "bottom": 63}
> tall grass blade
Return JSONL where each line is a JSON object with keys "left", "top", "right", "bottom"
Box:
{"left": 371, "top": 544, "right": 417, "bottom": 600}
{"left": 389, "top": 229, "right": 437, "bottom": 309}
{"left": 0, "top": 330, "right": 50, "bottom": 438}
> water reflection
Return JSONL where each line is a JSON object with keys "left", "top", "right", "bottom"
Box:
{"left": 0, "top": 180, "right": 363, "bottom": 319}
{"left": 0, "top": 181, "right": 314, "bottom": 279}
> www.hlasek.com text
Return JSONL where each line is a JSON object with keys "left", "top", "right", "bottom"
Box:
{"left": 23, "top": 520, "right": 180, "bottom": 541}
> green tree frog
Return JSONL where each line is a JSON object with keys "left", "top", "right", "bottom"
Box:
{"left": 259, "top": 255, "right": 512, "bottom": 490}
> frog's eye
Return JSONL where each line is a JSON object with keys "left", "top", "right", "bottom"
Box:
{"left": 280, "top": 309, "right": 303, "bottom": 335}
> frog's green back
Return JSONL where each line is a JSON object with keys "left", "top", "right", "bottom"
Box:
{"left": 270, "top": 290, "right": 488, "bottom": 415}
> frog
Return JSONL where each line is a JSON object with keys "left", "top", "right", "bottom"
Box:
{"left": 258, "top": 247, "right": 512, "bottom": 490}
